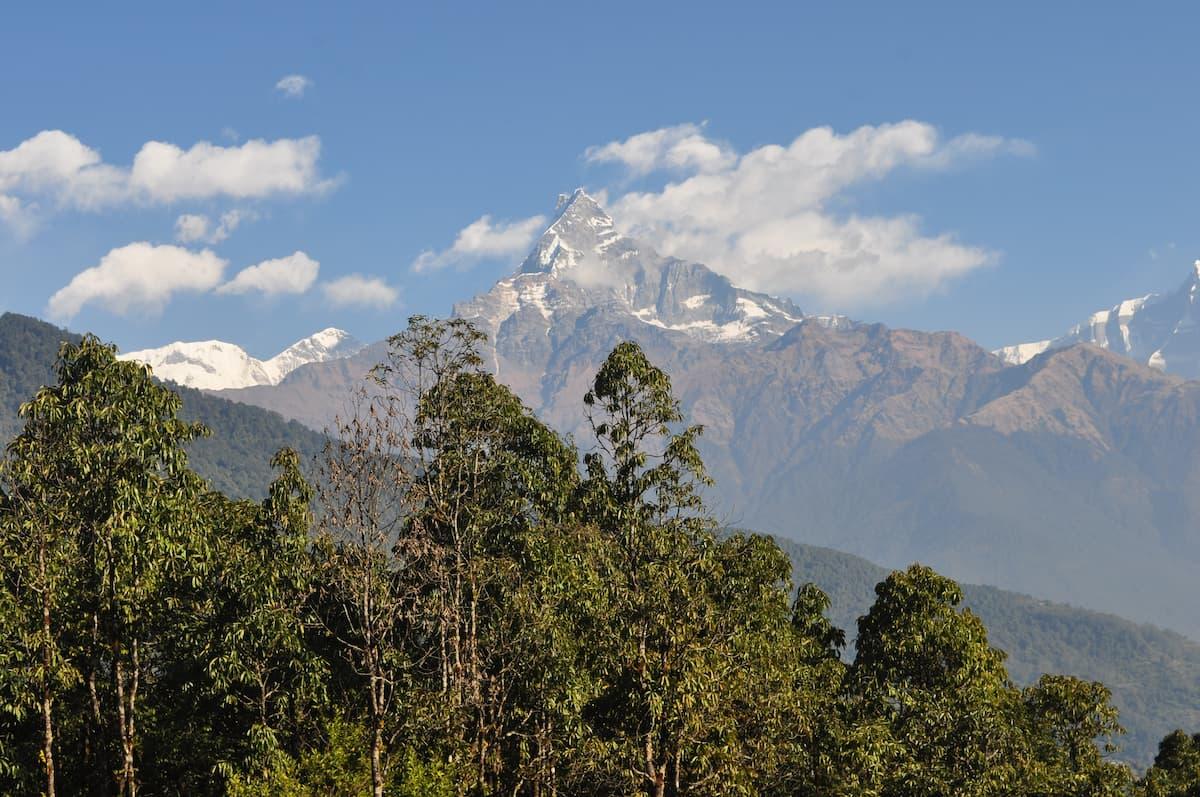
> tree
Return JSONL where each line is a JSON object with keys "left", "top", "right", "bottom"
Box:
{"left": 1021, "top": 674, "right": 1131, "bottom": 796}
{"left": 194, "top": 448, "right": 328, "bottom": 781}
{"left": 2, "top": 335, "right": 208, "bottom": 796}
{"left": 577, "top": 341, "right": 808, "bottom": 796}
{"left": 848, "top": 564, "right": 1028, "bottom": 797}
{"left": 374, "top": 315, "right": 586, "bottom": 795}
{"left": 0, "top": 433, "right": 82, "bottom": 797}
{"left": 316, "top": 384, "right": 416, "bottom": 797}
{"left": 1139, "top": 730, "right": 1200, "bottom": 797}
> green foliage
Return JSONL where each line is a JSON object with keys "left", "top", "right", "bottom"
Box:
{"left": 0, "top": 321, "right": 1176, "bottom": 795}
{"left": 848, "top": 565, "right": 1027, "bottom": 796}
{"left": 1139, "top": 730, "right": 1200, "bottom": 797}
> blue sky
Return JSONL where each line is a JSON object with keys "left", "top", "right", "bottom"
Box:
{"left": 2, "top": 1, "right": 1199, "bottom": 356}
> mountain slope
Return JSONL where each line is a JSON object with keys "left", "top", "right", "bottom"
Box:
{"left": 209, "top": 192, "right": 1200, "bottom": 640}
{"left": 120, "top": 328, "right": 364, "bottom": 390}
{"left": 998, "top": 261, "right": 1200, "bottom": 377}
{"left": 778, "top": 536, "right": 1200, "bottom": 767}
{"left": 0, "top": 313, "right": 327, "bottom": 498}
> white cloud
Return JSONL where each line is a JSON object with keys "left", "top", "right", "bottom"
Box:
{"left": 130, "top": 136, "right": 329, "bottom": 202}
{"left": 0, "top": 130, "right": 126, "bottom": 211}
{"left": 218, "top": 251, "right": 320, "bottom": 297}
{"left": 0, "top": 195, "right": 35, "bottom": 238}
{"left": 412, "top": 214, "right": 547, "bottom": 273}
{"left": 174, "top": 213, "right": 211, "bottom": 243}
{"left": 322, "top": 274, "right": 399, "bottom": 309}
{"left": 590, "top": 120, "right": 1033, "bottom": 306}
{"left": 275, "top": 74, "right": 312, "bottom": 98}
{"left": 0, "top": 130, "right": 333, "bottom": 232}
{"left": 174, "top": 209, "right": 251, "bottom": 244}
{"left": 47, "top": 243, "right": 227, "bottom": 320}
{"left": 585, "top": 122, "right": 735, "bottom": 176}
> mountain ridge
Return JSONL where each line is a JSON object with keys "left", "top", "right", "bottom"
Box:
{"left": 208, "top": 192, "right": 1200, "bottom": 641}
{"left": 120, "top": 327, "right": 365, "bottom": 390}
{"left": 998, "top": 261, "right": 1200, "bottom": 377}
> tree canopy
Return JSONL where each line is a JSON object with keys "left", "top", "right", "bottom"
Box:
{"left": 0, "top": 321, "right": 1191, "bottom": 796}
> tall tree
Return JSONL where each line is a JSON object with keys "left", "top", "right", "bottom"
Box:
{"left": 578, "top": 341, "right": 806, "bottom": 796}
{"left": 316, "top": 384, "right": 416, "bottom": 797}
{"left": 3, "top": 335, "right": 208, "bottom": 796}
{"left": 374, "top": 315, "right": 585, "bottom": 795}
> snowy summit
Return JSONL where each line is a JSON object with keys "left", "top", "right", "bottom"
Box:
{"left": 455, "top": 189, "right": 847, "bottom": 348}
{"left": 120, "top": 328, "right": 365, "bottom": 390}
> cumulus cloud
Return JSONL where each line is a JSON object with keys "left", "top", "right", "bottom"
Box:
{"left": 0, "top": 130, "right": 126, "bottom": 211}
{"left": 47, "top": 243, "right": 227, "bottom": 320}
{"left": 589, "top": 120, "right": 1033, "bottom": 306}
{"left": 174, "top": 209, "right": 251, "bottom": 244}
{"left": 129, "top": 136, "right": 329, "bottom": 202}
{"left": 275, "top": 74, "right": 312, "bottom": 98}
{"left": 322, "top": 274, "right": 399, "bottom": 309}
{"left": 218, "top": 251, "right": 320, "bottom": 297}
{"left": 585, "top": 122, "right": 735, "bottom": 175}
{"left": 412, "top": 214, "right": 547, "bottom": 273}
{"left": 0, "top": 130, "right": 333, "bottom": 232}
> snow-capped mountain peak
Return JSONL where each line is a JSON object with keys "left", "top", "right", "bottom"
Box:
{"left": 518, "top": 188, "right": 626, "bottom": 276}
{"left": 266, "top": 328, "right": 362, "bottom": 379}
{"left": 120, "top": 328, "right": 364, "bottom": 391}
{"left": 457, "top": 189, "right": 844, "bottom": 352}
{"left": 996, "top": 260, "right": 1200, "bottom": 377}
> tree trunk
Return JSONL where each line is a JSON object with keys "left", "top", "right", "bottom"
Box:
{"left": 37, "top": 539, "right": 57, "bottom": 797}
{"left": 371, "top": 719, "right": 385, "bottom": 797}
{"left": 86, "top": 627, "right": 103, "bottom": 797}
{"left": 114, "top": 651, "right": 138, "bottom": 797}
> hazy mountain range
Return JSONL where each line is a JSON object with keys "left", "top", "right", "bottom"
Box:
{"left": 112, "top": 192, "right": 1200, "bottom": 647}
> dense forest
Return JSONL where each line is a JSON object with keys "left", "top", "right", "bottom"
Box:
{"left": 0, "top": 316, "right": 1197, "bottom": 796}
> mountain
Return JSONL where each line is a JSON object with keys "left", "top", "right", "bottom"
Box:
{"left": 0, "top": 313, "right": 327, "bottom": 498}
{"left": 211, "top": 191, "right": 1200, "bottom": 641}
{"left": 120, "top": 328, "right": 364, "bottom": 390}
{"left": 779, "top": 536, "right": 1200, "bottom": 767}
{"left": 998, "top": 261, "right": 1200, "bottom": 377}
{"left": 454, "top": 189, "right": 849, "bottom": 398}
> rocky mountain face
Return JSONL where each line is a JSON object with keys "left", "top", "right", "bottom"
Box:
{"left": 998, "top": 261, "right": 1200, "bottom": 377}
{"left": 452, "top": 189, "right": 847, "bottom": 399}
{"left": 213, "top": 192, "right": 1200, "bottom": 639}
{"left": 120, "top": 328, "right": 364, "bottom": 390}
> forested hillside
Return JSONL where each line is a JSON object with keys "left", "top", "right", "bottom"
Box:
{"left": 780, "top": 538, "right": 1200, "bottom": 765}
{"left": 0, "top": 313, "right": 327, "bottom": 497}
{"left": 0, "top": 317, "right": 1196, "bottom": 796}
